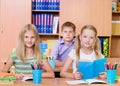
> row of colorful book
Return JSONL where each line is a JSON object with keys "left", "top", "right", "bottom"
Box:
{"left": 99, "top": 37, "right": 109, "bottom": 58}
{"left": 32, "top": 0, "right": 60, "bottom": 10}
{"left": 32, "top": 13, "right": 59, "bottom": 34}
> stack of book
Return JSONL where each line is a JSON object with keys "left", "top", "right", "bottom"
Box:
{"left": 0, "top": 72, "right": 16, "bottom": 84}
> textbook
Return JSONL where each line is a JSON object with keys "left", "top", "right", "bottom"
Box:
{"left": 78, "top": 58, "right": 107, "bottom": 79}
{"left": 0, "top": 72, "right": 16, "bottom": 84}
{"left": 66, "top": 79, "right": 106, "bottom": 85}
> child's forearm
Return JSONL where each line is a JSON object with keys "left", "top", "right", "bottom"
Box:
{"left": 60, "top": 71, "right": 74, "bottom": 79}
{"left": 42, "top": 72, "right": 55, "bottom": 78}
{"left": 56, "top": 62, "right": 64, "bottom": 67}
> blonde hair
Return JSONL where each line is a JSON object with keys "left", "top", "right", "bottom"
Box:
{"left": 75, "top": 25, "right": 102, "bottom": 66}
{"left": 16, "top": 24, "right": 42, "bottom": 62}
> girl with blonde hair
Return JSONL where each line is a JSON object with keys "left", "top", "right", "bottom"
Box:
{"left": 2, "top": 24, "right": 54, "bottom": 79}
{"left": 60, "top": 25, "right": 105, "bottom": 79}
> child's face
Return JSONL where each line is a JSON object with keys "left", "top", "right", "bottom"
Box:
{"left": 80, "top": 29, "right": 96, "bottom": 48}
{"left": 61, "top": 26, "right": 75, "bottom": 42}
{"left": 24, "top": 30, "right": 36, "bottom": 48}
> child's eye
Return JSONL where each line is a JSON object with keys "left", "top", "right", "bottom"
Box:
{"left": 63, "top": 31, "right": 67, "bottom": 33}
{"left": 69, "top": 31, "right": 73, "bottom": 33}
{"left": 25, "top": 36, "right": 28, "bottom": 38}
{"left": 31, "top": 36, "right": 35, "bottom": 38}
{"left": 83, "top": 35, "right": 87, "bottom": 38}
{"left": 90, "top": 37, "right": 94, "bottom": 39}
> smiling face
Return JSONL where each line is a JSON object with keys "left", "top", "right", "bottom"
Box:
{"left": 80, "top": 29, "right": 96, "bottom": 48}
{"left": 24, "top": 30, "right": 36, "bottom": 48}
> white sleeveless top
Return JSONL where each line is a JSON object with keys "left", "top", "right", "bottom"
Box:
{"left": 68, "top": 49, "right": 97, "bottom": 73}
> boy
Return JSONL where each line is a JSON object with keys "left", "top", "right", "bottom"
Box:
{"left": 50, "top": 21, "right": 76, "bottom": 68}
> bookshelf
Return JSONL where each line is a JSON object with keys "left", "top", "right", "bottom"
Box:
{"left": 32, "top": 0, "right": 60, "bottom": 42}
{"left": 111, "top": 0, "right": 120, "bottom": 58}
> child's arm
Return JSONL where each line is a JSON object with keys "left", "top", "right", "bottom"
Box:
{"left": 42, "top": 59, "right": 55, "bottom": 78}
{"left": 56, "top": 61, "right": 64, "bottom": 67}
{"left": 60, "top": 56, "right": 82, "bottom": 79}
{"left": 99, "top": 72, "right": 106, "bottom": 79}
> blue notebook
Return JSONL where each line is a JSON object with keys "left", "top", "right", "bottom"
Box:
{"left": 78, "top": 58, "right": 107, "bottom": 79}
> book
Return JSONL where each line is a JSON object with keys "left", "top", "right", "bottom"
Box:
{"left": 22, "top": 76, "right": 33, "bottom": 81}
{"left": 66, "top": 79, "right": 106, "bottom": 85}
{"left": 0, "top": 72, "right": 16, "bottom": 84}
{"left": 116, "top": 76, "right": 120, "bottom": 81}
{"left": 0, "top": 80, "right": 14, "bottom": 85}
{"left": 78, "top": 58, "right": 107, "bottom": 79}
{"left": 53, "top": 16, "right": 59, "bottom": 34}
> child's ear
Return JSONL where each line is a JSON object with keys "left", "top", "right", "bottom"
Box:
{"left": 60, "top": 31, "right": 63, "bottom": 36}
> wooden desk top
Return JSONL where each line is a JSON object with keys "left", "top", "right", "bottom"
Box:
{"left": 0, "top": 78, "right": 120, "bottom": 86}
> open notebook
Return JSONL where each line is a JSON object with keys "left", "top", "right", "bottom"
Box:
{"left": 78, "top": 58, "right": 107, "bottom": 79}
{"left": 66, "top": 79, "right": 106, "bottom": 85}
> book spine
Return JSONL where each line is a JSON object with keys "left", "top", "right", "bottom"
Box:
{"left": 103, "top": 38, "right": 109, "bottom": 58}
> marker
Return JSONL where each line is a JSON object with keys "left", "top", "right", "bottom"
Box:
{"left": 30, "top": 63, "right": 35, "bottom": 70}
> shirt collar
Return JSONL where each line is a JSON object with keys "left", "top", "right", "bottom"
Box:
{"left": 60, "top": 38, "right": 75, "bottom": 44}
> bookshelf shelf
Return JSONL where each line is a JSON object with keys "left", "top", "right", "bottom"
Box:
{"left": 38, "top": 33, "right": 59, "bottom": 36}
{"left": 112, "top": 34, "right": 120, "bottom": 36}
{"left": 112, "top": 11, "right": 120, "bottom": 13}
{"left": 32, "top": 10, "right": 59, "bottom": 13}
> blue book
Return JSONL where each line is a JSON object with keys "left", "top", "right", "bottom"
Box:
{"left": 46, "top": 14, "right": 50, "bottom": 33}
{"left": 40, "top": 13, "right": 44, "bottom": 33}
{"left": 99, "top": 37, "right": 104, "bottom": 53}
{"left": 78, "top": 58, "right": 107, "bottom": 79}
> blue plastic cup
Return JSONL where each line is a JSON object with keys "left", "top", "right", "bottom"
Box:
{"left": 106, "top": 70, "right": 116, "bottom": 84}
{"left": 32, "top": 70, "right": 42, "bottom": 84}
{"left": 48, "top": 59, "right": 55, "bottom": 69}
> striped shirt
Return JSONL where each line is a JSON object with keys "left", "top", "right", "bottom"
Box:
{"left": 11, "top": 56, "right": 37, "bottom": 74}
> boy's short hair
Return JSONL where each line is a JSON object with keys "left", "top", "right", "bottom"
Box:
{"left": 61, "top": 21, "right": 76, "bottom": 32}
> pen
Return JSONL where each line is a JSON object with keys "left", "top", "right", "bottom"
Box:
{"left": 30, "top": 63, "right": 35, "bottom": 70}
{"left": 114, "top": 63, "right": 118, "bottom": 70}
{"left": 105, "top": 63, "right": 109, "bottom": 70}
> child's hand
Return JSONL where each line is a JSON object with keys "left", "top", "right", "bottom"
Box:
{"left": 15, "top": 73, "right": 24, "bottom": 80}
{"left": 73, "top": 72, "right": 82, "bottom": 80}
{"left": 99, "top": 72, "right": 106, "bottom": 79}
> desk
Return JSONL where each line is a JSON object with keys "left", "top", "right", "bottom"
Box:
{"left": 1, "top": 78, "right": 120, "bottom": 86}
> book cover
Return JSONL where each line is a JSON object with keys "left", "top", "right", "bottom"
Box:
{"left": 78, "top": 58, "right": 107, "bottom": 79}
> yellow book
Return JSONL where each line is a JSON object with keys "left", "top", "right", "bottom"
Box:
{"left": 47, "top": 40, "right": 58, "bottom": 49}
{"left": 0, "top": 80, "right": 14, "bottom": 85}
{"left": 46, "top": 40, "right": 58, "bottom": 56}
{"left": 112, "top": 21, "right": 120, "bottom": 35}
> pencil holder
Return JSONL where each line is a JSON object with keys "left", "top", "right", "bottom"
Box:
{"left": 106, "top": 70, "right": 116, "bottom": 84}
{"left": 32, "top": 70, "right": 42, "bottom": 84}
